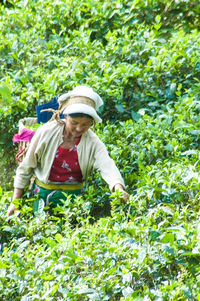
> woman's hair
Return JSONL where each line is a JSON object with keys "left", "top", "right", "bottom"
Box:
{"left": 67, "top": 113, "right": 93, "bottom": 120}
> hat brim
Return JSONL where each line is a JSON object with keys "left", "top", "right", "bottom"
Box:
{"left": 62, "top": 104, "right": 102, "bottom": 123}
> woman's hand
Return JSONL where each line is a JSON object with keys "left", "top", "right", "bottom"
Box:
{"left": 7, "top": 188, "right": 24, "bottom": 216}
{"left": 114, "top": 184, "right": 129, "bottom": 203}
{"left": 7, "top": 203, "right": 18, "bottom": 217}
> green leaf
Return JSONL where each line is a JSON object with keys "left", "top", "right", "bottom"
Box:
{"left": 3, "top": 226, "right": 16, "bottom": 233}
{"left": 0, "top": 269, "right": 6, "bottom": 278}
{"left": 77, "top": 288, "right": 96, "bottom": 295}
{"left": 0, "top": 84, "right": 12, "bottom": 103}
{"left": 131, "top": 110, "right": 141, "bottom": 121}
{"left": 33, "top": 199, "right": 45, "bottom": 214}
{"left": 40, "top": 274, "right": 55, "bottom": 281}
{"left": 122, "top": 272, "right": 132, "bottom": 284}
{"left": 115, "top": 104, "right": 124, "bottom": 113}
{"left": 181, "top": 150, "right": 197, "bottom": 156}
{"left": 164, "top": 245, "right": 175, "bottom": 256}
{"left": 138, "top": 249, "right": 146, "bottom": 263}
{"left": 161, "top": 233, "right": 175, "bottom": 244}
{"left": 55, "top": 233, "right": 63, "bottom": 242}
{"left": 122, "top": 287, "right": 134, "bottom": 297}
{"left": 17, "top": 240, "right": 30, "bottom": 251}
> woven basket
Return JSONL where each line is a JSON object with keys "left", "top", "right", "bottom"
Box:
{"left": 16, "top": 117, "right": 38, "bottom": 163}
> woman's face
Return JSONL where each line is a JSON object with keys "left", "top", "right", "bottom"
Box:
{"left": 65, "top": 116, "right": 92, "bottom": 138}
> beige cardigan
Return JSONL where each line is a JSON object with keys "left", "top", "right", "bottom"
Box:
{"left": 14, "top": 120, "right": 125, "bottom": 191}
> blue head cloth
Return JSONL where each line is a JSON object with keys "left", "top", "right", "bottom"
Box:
{"left": 36, "top": 97, "right": 64, "bottom": 124}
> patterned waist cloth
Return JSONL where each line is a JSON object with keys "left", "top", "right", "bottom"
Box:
{"left": 33, "top": 179, "right": 84, "bottom": 208}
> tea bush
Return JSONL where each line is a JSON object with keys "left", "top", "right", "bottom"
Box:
{"left": 1, "top": 92, "right": 200, "bottom": 299}
{"left": 1, "top": 0, "right": 200, "bottom": 299}
{"left": 1, "top": 0, "right": 200, "bottom": 151}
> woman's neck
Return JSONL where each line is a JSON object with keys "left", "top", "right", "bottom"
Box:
{"left": 62, "top": 129, "right": 74, "bottom": 141}
{"left": 61, "top": 129, "right": 79, "bottom": 148}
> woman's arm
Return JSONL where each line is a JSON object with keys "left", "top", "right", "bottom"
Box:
{"left": 92, "top": 137, "right": 128, "bottom": 199}
{"left": 7, "top": 188, "right": 24, "bottom": 216}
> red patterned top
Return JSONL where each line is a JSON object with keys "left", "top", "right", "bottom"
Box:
{"left": 48, "top": 137, "right": 82, "bottom": 183}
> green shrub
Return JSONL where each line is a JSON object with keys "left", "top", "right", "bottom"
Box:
{"left": 1, "top": 0, "right": 200, "bottom": 149}
{"left": 1, "top": 91, "right": 200, "bottom": 299}
{"left": 1, "top": 1, "right": 200, "bottom": 299}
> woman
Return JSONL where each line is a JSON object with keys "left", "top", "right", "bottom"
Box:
{"left": 7, "top": 85, "right": 129, "bottom": 216}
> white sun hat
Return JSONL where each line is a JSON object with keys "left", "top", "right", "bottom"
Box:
{"left": 58, "top": 85, "right": 103, "bottom": 123}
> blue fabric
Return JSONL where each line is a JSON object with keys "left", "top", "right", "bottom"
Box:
{"left": 36, "top": 97, "right": 64, "bottom": 124}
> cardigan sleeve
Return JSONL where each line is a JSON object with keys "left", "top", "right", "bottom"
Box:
{"left": 92, "top": 138, "right": 125, "bottom": 191}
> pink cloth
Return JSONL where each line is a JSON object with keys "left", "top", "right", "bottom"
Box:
{"left": 13, "top": 128, "right": 35, "bottom": 143}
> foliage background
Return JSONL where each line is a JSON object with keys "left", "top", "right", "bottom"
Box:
{"left": 0, "top": 0, "right": 200, "bottom": 300}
